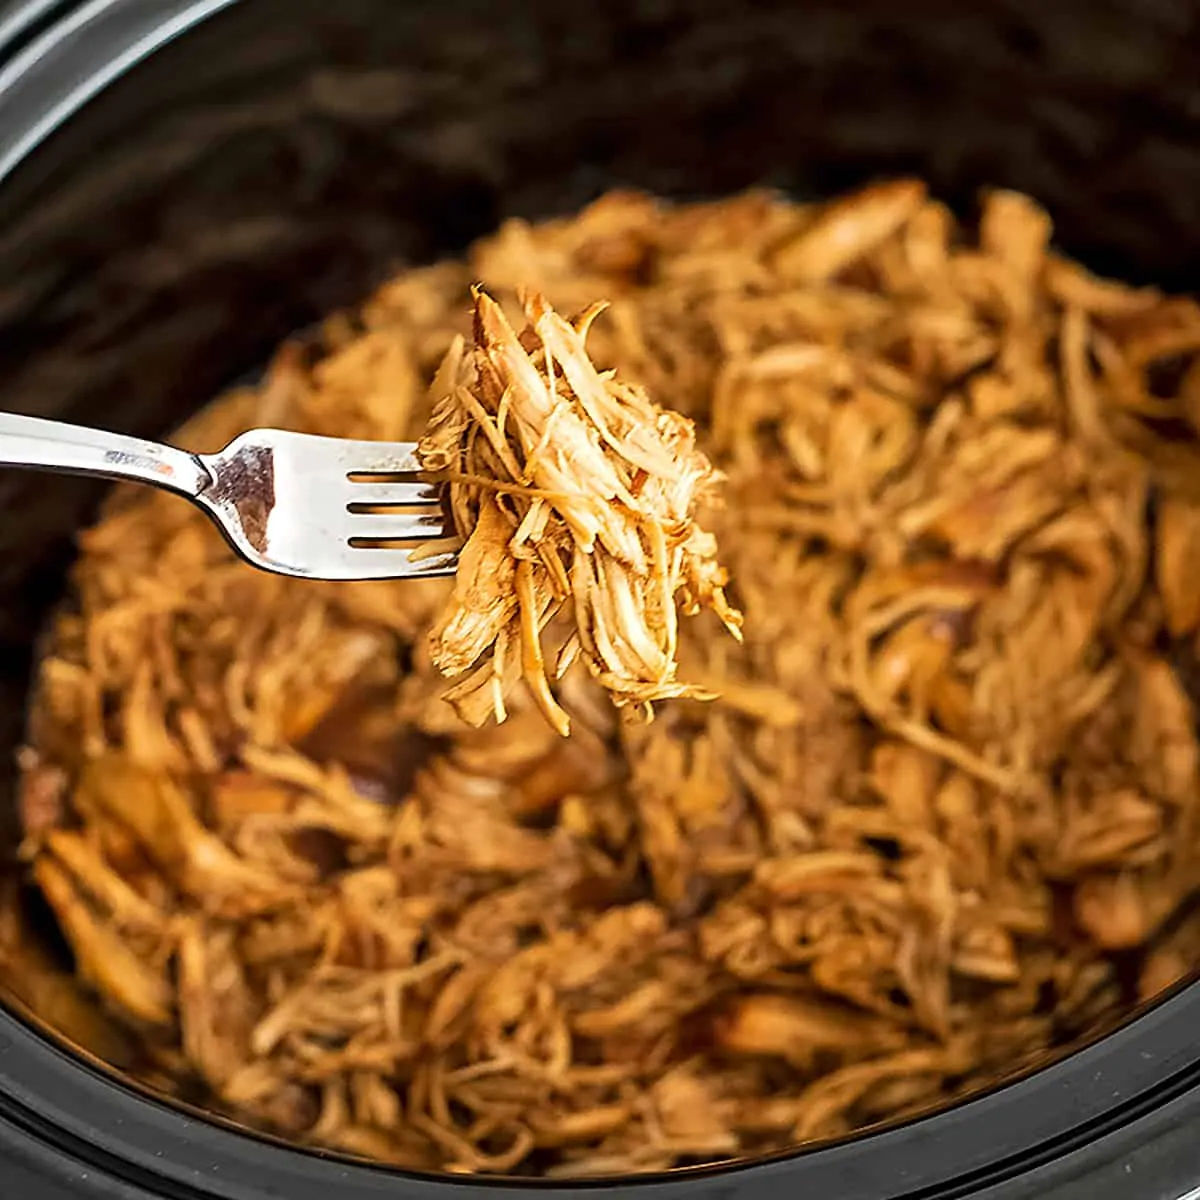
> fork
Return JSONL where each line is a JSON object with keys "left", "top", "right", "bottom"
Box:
{"left": 0, "top": 413, "right": 456, "bottom": 580}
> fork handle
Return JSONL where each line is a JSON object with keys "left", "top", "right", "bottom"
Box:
{"left": 0, "top": 412, "right": 211, "bottom": 497}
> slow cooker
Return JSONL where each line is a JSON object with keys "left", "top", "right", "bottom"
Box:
{"left": 0, "top": 0, "right": 1199, "bottom": 1196}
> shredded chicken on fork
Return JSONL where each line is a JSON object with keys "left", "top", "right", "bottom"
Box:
{"left": 417, "top": 289, "right": 742, "bottom": 734}
{"left": 9, "top": 180, "right": 1200, "bottom": 1178}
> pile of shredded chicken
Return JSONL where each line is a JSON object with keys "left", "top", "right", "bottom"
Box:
{"left": 12, "top": 180, "right": 1200, "bottom": 1177}
{"left": 417, "top": 288, "right": 741, "bottom": 734}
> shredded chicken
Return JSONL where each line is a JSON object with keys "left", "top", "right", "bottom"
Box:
{"left": 13, "top": 181, "right": 1200, "bottom": 1177}
{"left": 417, "top": 288, "right": 741, "bottom": 733}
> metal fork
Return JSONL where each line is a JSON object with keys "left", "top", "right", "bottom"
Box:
{"left": 0, "top": 413, "right": 456, "bottom": 580}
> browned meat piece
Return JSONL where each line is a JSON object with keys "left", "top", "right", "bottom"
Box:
{"left": 417, "top": 289, "right": 741, "bottom": 734}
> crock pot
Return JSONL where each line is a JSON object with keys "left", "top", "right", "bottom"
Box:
{"left": 0, "top": 0, "right": 1199, "bottom": 1196}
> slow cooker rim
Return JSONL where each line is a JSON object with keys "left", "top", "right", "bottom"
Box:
{"left": 0, "top": 0, "right": 1199, "bottom": 1196}
{"left": 0, "top": 0, "right": 238, "bottom": 186}
{"left": 0, "top": 0, "right": 72, "bottom": 57}
{"left": 5, "top": 981, "right": 1200, "bottom": 1199}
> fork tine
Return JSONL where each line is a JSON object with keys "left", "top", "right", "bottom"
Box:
{"left": 202, "top": 430, "right": 461, "bottom": 581}
{"left": 348, "top": 481, "right": 442, "bottom": 507}
{"left": 327, "top": 546, "right": 459, "bottom": 581}
{"left": 336, "top": 440, "right": 424, "bottom": 475}
{"left": 344, "top": 510, "right": 447, "bottom": 541}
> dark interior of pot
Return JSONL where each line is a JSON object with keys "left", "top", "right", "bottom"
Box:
{"left": 1, "top": 0, "right": 1199, "bottom": 1175}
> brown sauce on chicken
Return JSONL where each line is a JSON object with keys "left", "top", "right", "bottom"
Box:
{"left": 10, "top": 181, "right": 1200, "bottom": 1176}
